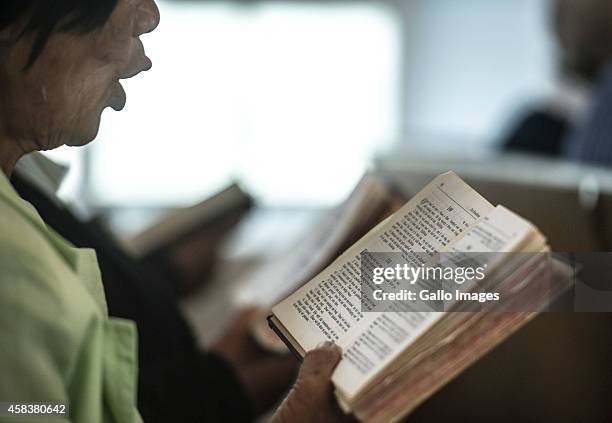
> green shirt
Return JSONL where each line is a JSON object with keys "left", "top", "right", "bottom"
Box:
{"left": 0, "top": 170, "right": 142, "bottom": 423}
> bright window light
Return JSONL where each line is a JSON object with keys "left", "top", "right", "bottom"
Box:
{"left": 88, "top": 1, "right": 401, "bottom": 207}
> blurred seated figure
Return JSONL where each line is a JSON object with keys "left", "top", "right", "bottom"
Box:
{"left": 565, "top": 65, "right": 612, "bottom": 166}
{"left": 501, "top": 0, "right": 604, "bottom": 157}
{"left": 560, "top": 0, "right": 612, "bottom": 166}
{"left": 501, "top": 86, "right": 586, "bottom": 157}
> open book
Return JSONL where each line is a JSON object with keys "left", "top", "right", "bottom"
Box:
{"left": 268, "top": 172, "right": 571, "bottom": 422}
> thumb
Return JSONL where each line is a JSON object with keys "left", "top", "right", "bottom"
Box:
{"left": 293, "top": 341, "right": 343, "bottom": 407}
{"left": 299, "top": 341, "right": 343, "bottom": 388}
{"left": 272, "top": 342, "right": 345, "bottom": 423}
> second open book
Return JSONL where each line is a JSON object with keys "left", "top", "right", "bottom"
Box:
{"left": 268, "top": 172, "right": 571, "bottom": 423}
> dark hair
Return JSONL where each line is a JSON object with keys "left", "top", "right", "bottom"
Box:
{"left": 0, "top": 0, "right": 119, "bottom": 68}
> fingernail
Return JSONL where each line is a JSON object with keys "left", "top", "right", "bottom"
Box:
{"left": 316, "top": 341, "right": 334, "bottom": 349}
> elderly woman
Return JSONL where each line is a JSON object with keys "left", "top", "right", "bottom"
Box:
{"left": 0, "top": 1, "right": 344, "bottom": 422}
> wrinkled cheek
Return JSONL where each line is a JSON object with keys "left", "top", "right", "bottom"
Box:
{"left": 12, "top": 79, "right": 60, "bottom": 149}
{"left": 95, "top": 27, "right": 135, "bottom": 70}
{"left": 29, "top": 91, "right": 74, "bottom": 150}
{"left": 67, "top": 75, "right": 111, "bottom": 138}
{"left": 35, "top": 73, "right": 109, "bottom": 148}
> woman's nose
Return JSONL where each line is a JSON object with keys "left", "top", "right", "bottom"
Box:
{"left": 134, "top": 0, "right": 160, "bottom": 36}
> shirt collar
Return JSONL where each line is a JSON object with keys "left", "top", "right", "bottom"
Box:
{"left": 1, "top": 163, "right": 108, "bottom": 315}
{"left": 14, "top": 152, "right": 69, "bottom": 204}
{"left": 0, "top": 166, "right": 80, "bottom": 270}
{"left": 0, "top": 165, "right": 47, "bottom": 227}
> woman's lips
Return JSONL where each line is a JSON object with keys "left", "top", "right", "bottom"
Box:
{"left": 108, "top": 48, "right": 152, "bottom": 111}
{"left": 108, "top": 81, "right": 127, "bottom": 111}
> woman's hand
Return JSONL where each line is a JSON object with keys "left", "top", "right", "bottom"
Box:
{"left": 271, "top": 341, "right": 350, "bottom": 423}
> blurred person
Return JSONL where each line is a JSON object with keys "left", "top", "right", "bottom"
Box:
{"left": 559, "top": 0, "right": 612, "bottom": 166}
{"left": 0, "top": 1, "right": 347, "bottom": 422}
{"left": 500, "top": 0, "right": 608, "bottom": 157}
{"left": 565, "top": 67, "right": 612, "bottom": 166}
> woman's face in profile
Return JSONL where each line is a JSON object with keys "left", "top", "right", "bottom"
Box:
{"left": 0, "top": 0, "right": 160, "bottom": 151}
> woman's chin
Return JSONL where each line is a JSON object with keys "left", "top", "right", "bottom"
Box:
{"left": 64, "top": 116, "right": 104, "bottom": 147}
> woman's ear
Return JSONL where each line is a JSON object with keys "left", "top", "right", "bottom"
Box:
{"left": 0, "top": 34, "right": 31, "bottom": 74}
{"left": 0, "top": 29, "right": 14, "bottom": 70}
{"left": 0, "top": 12, "right": 27, "bottom": 42}
{"left": 0, "top": 20, "right": 25, "bottom": 63}
{"left": 0, "top": 25, "right": 14, "bottom": 45}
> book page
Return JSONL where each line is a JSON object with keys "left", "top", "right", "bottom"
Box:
{"left": 272, "top": 172, "right": 493, "bottom": 353}
{"left": 331, "top": 205, "right": 538, "bottom": 400}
